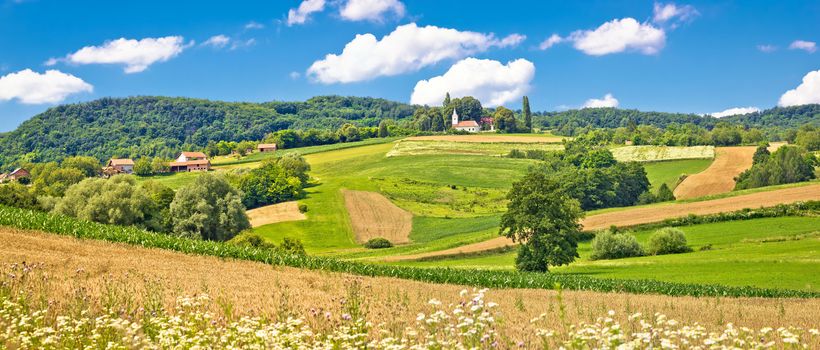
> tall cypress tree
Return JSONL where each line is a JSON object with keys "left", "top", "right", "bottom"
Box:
{"left": 522, "top": 96, "right": 532, "bottom": 132}
{"left": 443, "top": 92, "right": 451, "bottom": 108}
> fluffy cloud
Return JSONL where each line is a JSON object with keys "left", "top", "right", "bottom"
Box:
{"left": 779, "top": 70, "right": 820, "bottom": 107}
{"left": 711, "top": 106, "right": 760, "bottom": 118}
{"left": 788, "top": 40, "right": 817, "bottom": 53}
{"left": 0, "top": 69, "right": 92, "bottom": 104}
{"left": 340, "top": 0, "right": 405, "bottom": 22}
{"left": 287, "top": 0, "right": 326, "bottom": 26}
{"left": 539, "top": 34, "right": 563, "bottom": 50}
{"left": 410, "top": 58, "right": 535, "bottom": 108}
{"left": 202, "top": 35, "right": 230, "bottom": 48}
{"left": 652, "top": 2, "right": 699, "bottom": 26}
{"left": 307, "top": 23, "right": 525, "bottom": 84}
{"left": 53, "top": 36, "right": 187, "bottom": 73}
{"left": 569, "top": 18, "right": 665, "bottom": 56}
{"left": 582, "top": 93, "right": 619, "bottom": 108}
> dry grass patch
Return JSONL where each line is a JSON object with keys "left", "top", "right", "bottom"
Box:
{"left": 674, "top": 146, "right": 756, "bottom": 199}
{"left": 246, "top": 201, "right": 306, "bottom": 227}
{"left": 387, "top": 140, "right": 563, "bottom": 157}
{"left": 342, "top": 190, "right": 412, "bottom": 244}
{"left": 2, "top": 228, "right": 818, "bottom": 343}
{"left": 389, "top": 184, "right": 820, "bottom": 260}
{"left": 611, "top": 145, "right": 714, "bottom": 162}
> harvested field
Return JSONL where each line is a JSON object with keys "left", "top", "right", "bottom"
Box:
{"left": 246, "top": 201, "right": 306, "bottom": 227}
{"left": 387, "top": 140, "right": 563, "bottom": 157}
{"left": 673, "top": 146, "right": 755, "bottom": 199}
{"left": 343, "top": 190, "right": 413, "bottom": 244}
{"left": 406, "top": 135, "right": 565, "bottom": 143}
{"left": 388, "top": 184, "right": 820, "bottom": 261}
{"left": 2, "top": 228, "right": 818, "bottom": 341}
{"left": 610, "top": 145, "right": 714, "bottom": 162}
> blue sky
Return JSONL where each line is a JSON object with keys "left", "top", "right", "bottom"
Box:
{"left": 0, "top": 0, "right": 818, "bottom": 131}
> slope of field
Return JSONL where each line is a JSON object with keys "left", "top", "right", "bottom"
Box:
{"left": 643, "top": 158, "right": 713, "bottom": 191}
{"left": 342, "top": 190, "right": 412, "bottom": 244}
{"left": 397, "top": 216, "right": 820, "bottom": 291}
{"left": 387, "top": 140, "right": 562, "bottom": 157}
{"left": 672, "top": 146, "right": 763, "bottom": 199}
{"left": 387, "top": 184, "right": 820, "bottom": 261}
{"left": 611, "top": 145, "right": 714, "bottom": 162}
{"left": 246, "top": 201, "right": 306, "bottom": 228}
{"left": 2, "top": 227, "right": 818, "bottom": 337}
{"left": 405, "top": 134, "right": 565, "bottom": 143}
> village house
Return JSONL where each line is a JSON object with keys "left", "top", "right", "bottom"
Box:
{"left": 170, "top": 151, "right": 210, "bottom": 172}
{"left": 451, "top": 108, "right": 480, "bottom": 133}
{"left": 0, "top": 168, "right": 30, "bottom": 183}
{"left": 105, "top": 159, "right": 135, "bottom": 174}
{"left": 257, "top": 143, "right": 278, "bottom": 152}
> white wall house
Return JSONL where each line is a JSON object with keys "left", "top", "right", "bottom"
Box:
{"left": 451, "top": 108, "right": 480, "bottom": 133}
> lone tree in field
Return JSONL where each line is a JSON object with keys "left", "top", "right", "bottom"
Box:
{"left": 378, "top": 119, "right": 390, "bottom": 138}
{"left": 170, "top": 173, "right": 250, "bottom": 241}
{"left": 500, "top": 171, "right": 583, "bottom": 272}
{"left": 522, "top": 96, "right": 532, "bottom": 132}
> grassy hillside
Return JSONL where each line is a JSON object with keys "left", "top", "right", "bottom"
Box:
{"left": 397, "top": 216, "right": 820, "bottom": 291}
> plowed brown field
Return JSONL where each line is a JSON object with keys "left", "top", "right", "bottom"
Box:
{"left": 246, "top": 201, "right": 306, "bottom": 227}
{"left": 343, "top": 190, "right": 412, "bottom": 244}
{"left": 386, "top": 184, "right": 820, "bottom": 261}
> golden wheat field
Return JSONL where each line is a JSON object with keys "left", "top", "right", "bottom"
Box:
{"left": 2, "top": 227, "right": 818, "bottom": 344}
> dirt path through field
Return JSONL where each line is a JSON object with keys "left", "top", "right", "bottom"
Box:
{"left": 343, "top": 190, "right": 412, "bottom": 244}
{"left": 2, "top": 228, "right": 817, "bottom": 337}
{"left": 246, "top": 201, "right": 306, "bottom": 227}
{"left": 386, "top": 184, "right": 820, "bottom": 261}
{"left": 406, "top": 135, "right": 565, "bottom": 143}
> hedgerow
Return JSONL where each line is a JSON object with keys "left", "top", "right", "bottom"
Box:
{"left": 1, "top": 205, "right": 817, "bottom": 298}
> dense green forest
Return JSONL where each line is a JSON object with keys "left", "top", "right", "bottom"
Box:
{"left": 0, "top": 96, "right": 415, "bottom": 167}
{"left": 0, "top": 94, "right": 817, "bottom": 169}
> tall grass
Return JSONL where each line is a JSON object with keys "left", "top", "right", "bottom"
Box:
{"left": 1, "top": 205, "right": 817, "bottom": 298}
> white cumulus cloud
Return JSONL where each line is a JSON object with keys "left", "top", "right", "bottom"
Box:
{"left": 779, "top": 69, "right": 820, "bottom": 107}
{"left": 202, "top": 35, "right": 230, "bottom": 48}
{"left": 340, "top": 0, "right": 405, "bottom": 22}
{"left": 788, "top": 40, "right": 817, "bottom": 53}
{"left": 307, "top": 23, "right": 525, "bottom": 84}
{"left": 757, "top": 44, "right": 777, "bottom": 53}
{"left": 569, "top": 18, "right": 665, "bottom": 56}
{"left": 652, "top": 2, "right": 699, "bottom": 26}
{"left": 711, "top": 106, "right": 760, "bottom": 118}
{"left": 55, "top": 36, "right": 187, "bottom": 73}
{"left": 287, "top": 0, "right": 326, "bottom": 26}
{"left": 539, "top": 34, "right": 563, "bottom": 50}
{"left": 0, "top": 69, "right": 92, "bottom": 104}
{"left": 410, "top": 58, "right": 535, "bottom": 108}
{"left": 244, "top": 21, "right": 265, "bottom": 30}
{"left": 582, "top": 93, "right": 619, "bottom": 108}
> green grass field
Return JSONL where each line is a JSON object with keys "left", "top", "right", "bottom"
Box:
{"left": 394, "top": 216, "right": 820, "bottom": 291}
{"left": 643, "top": 158, "right": 713, "bottom": 191}
{"left": 387, "top": 140, "right": 563, "bottom": 157}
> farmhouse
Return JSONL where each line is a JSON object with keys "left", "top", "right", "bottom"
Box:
{"left": 451, "top": 108, "right": 480, "bottom": 133}
{"left": 170, "top": 152, "right": 211, "bottom": 172}
{"left": 105, "top": 158, "right": 135, "bottom": 174}
{"left": 0, "top": 168, "right": 30, "bottom": 183}
{"left": 257, "top": 143, "right": 277, "bottom": 152}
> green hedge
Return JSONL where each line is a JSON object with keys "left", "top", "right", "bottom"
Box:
{"left": 1, "top": 205, "right": 817, "bottom": 298}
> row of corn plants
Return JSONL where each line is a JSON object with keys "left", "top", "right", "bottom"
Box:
{"left": 1, "top": 205, "right": 817, "bottom": 298}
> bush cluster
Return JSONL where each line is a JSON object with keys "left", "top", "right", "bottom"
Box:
{"left": 647, "top": 228, "right": 692, "bottom": 255}
{"left": 590, "top": 230, "right": 645, "bottom": 260}
{"left": 363, "top": 237, "right": 393, "bottom": 249}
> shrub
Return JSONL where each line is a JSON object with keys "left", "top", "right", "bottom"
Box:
{"left": 231, "top": 233, "right": 306, "bottom": 255}
{"left": 364, "top": 237, "right": 393, "bottom": 249}
{"left": 298, "top": 203, "right": 308, "bottom": 213}
{"left": 647, "top": 228, "right": 692, "bottom": 255}
{"left": 590, "top": 230, "right": 645, "bottom": 260}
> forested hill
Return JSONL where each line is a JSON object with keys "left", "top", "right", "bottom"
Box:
{"left": 0, "top": 96, "right": 416, "bottom": 166}
{"left": 536, "top": 104, "right": 820, "bottom": 135}
{"left": 0, "top": 94, "right": 817, "bottom": 168}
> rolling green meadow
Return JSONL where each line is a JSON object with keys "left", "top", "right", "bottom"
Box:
{"left": 133, "top": 138, "right": 820, "bottom": 292}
